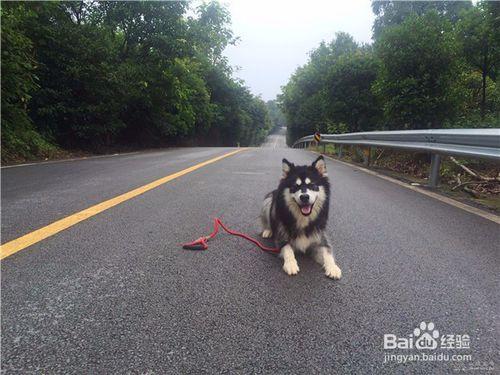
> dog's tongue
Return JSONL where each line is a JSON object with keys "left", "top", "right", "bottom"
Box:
{"left": 301, "top": 205, "right": 312, "bottom": 215}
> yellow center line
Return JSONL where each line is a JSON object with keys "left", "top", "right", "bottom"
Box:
{"left": 1, "top": 148, "right": 246, "bottom": 260}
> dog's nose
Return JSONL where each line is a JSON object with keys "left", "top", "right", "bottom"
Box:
{"left": 300, "top": 194, "right": 309, "bottom": 203}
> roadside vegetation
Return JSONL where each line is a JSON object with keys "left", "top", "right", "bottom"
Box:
{"left": 280, "top": 1, "right": 499, "bottom": 205}
{"left": 1, "top": 1, "right": 276, "bottom": 163}
{"left": 310, "top": 143, "right": 499, "bottom": 211}
{"left": 279, "top": 1, "right": 499, "bottom": 145}
{"left": 266, "top": 100, "right": 287, "bottom": 130}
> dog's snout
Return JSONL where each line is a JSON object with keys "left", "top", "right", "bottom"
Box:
{"left": 300, "top": 194, "right": 309, "bottom": 203}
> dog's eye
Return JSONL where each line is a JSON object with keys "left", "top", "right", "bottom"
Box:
{"left": 309, "top": 183, "right": 319, "bottom": 191}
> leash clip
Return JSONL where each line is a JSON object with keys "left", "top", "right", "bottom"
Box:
{"left": 182, "top": 237, "right": 208, "bottom": 251}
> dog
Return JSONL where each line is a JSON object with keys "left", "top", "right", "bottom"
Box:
{"left": 260, "top": 155, "right": 342, "bottom": 279}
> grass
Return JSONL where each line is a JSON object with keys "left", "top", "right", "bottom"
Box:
{"left": 1, "top": 128, "right": 66, "bottom": 164}
{"left": 311, "top": 144, "right": 500, "bottom": 213}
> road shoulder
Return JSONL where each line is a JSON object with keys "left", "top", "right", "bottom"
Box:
{"left": 313, "top": 151, "right": 500, "bottom": 225}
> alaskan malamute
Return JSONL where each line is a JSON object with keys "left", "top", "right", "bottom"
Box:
{"left": 260, "top": 156, "right": 342, "bottom": 279}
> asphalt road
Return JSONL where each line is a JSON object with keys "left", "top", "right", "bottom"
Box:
{"left": 1, "top": 132, "right": 498, "bottom": 374}
{"left": 261, "top": 127, "right": 288, "bottom": 149}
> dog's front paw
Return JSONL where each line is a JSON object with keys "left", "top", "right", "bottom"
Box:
{"left": 262, "top": 229, "right": 272, "bottom": 238}
{"left": 283, "top": 260, "right": 300, "bottom": 276}
{"left": 325, "top": 263, "right": 342, "bottom": 279}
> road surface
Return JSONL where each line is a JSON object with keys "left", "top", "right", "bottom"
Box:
{"left": 1, "top": 131, "right": 498, "bottom": 374}
{"left": 261, "top": 126, "right": 288, "bottom": 148}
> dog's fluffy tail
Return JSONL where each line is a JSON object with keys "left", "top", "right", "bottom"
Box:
{"left": 260, "top": 191, "right": 274, "bottom": 232}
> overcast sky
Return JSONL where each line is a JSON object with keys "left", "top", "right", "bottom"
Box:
{"left": 222, "top": 0, "right": 375, "bottom": 101}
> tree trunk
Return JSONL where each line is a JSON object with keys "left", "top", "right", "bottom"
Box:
{"left": 481, "top": 69, "right": 486, "bottom": 120}
{"left": 480, "top": 50, "right": 488, "bottom": 120}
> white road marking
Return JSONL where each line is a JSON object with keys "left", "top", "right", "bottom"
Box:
{"left": 1, "top": 151, "right": 141, "bottom": 169}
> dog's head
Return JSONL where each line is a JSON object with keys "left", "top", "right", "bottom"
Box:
{"left": 280, "top": 155, "right": 329, "bottom": 219}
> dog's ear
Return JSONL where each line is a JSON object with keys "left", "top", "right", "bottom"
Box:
{"left": 282, "top": 158, "right": 294, "bottom": 179}
{"left": 312, "top": 155, "right": 327, "bottom": 176}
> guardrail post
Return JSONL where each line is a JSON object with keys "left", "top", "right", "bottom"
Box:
{"left": 428, "top": 154, "right": 441, "bottom": 188}
{"left": 338, "top": 145, "right": 343, "bottom": 158}
{"left": 363, "top": 147, "right": 371, "bottom": 167}
{"left": 322, "top": 143, "right": 326, "bottom": 154}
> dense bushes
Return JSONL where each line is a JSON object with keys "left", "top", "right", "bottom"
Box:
{"left": 1, "top": 1, "right": 272, "bottom": 162}
{"left": 279, "top": 1, "right": 499, "bottom": 145}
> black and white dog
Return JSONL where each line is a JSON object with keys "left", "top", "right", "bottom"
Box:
{"left": 260, "top": 156, "right": 342, "bottom": 279}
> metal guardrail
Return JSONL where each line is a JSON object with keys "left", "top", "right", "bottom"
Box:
{"left": 292, "top": 129, "right": 500, "bottom": 187}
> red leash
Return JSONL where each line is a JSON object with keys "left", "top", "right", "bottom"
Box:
{"left": 182, "top": 217, "right": 280, "bottom": 253}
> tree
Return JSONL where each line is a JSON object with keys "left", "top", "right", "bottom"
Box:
{"left": 188, "top": 1, "right": 237, "bottom": 65}
{"left": 279, "top": 32, "right": 378, "bottom": 144}
{"left": 278, "top": 33, "right": 360, "bottom": 144}
{"left": 1, "top": 3, "right": 58, "bottom": 160}
{"left": 325, "top": 48, "right": 381, "bottom": 132}
{"left": 1, "top": 4, "right": 38, "bottom": 135}
{"left": 266, "top": 100, "right": 286, "bottom": 129}
{"left": 96, "top": 1, "right": 188, "bottom": 59}
{"left": 373, "top": 11, "right": 460, "bottom": 129}
{"left": 18, "top": 2, "right": 126, "bottom": 148}
{"left": 278, "top": 1, "right": 497, "bottom": 141}
{"left": 456, "top": 2, "right": 499, "bottom": 119}
{"left": 1, "top": 1, "right": 274, "bottom": 161}
{"left": 372, "top": 1, "right": 472, "bottom": 39}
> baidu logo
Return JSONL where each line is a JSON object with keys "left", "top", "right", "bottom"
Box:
{"left": 414, "top": 321, "right": 439, "bottom": 350}
{"left": 383, "top": 321, "right": 470, "bottom": 351}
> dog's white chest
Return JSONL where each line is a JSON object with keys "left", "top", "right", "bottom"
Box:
{"left": 293, "top": 234, "right": 320, "bottom": 253}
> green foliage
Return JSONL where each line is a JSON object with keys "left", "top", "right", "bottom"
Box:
{"left": 265, "top": 100, "right": 286, "bottom": 129}
{"left": 188, "top": 2, "right": 237, "bottom": 65}
{"left": 1, "top": 4, "right": 37, "bottom": 129}
{"left": 456, "top": 2, "right": 500, "bottom": 118}
{"left": 1, "top": 3, "right": 59, "bottom": 161}
{"left": 372, "top": 1, "right": 472, "bottom": 38}
{"left": 374, "top": 11, "right": 459, "bottom": 129}
{"left": 326, "top": 123, "right": 349, "bottom": 134}
{"left": 279, "top": 33, "right": 380, "bottom": 144}
{"left": 326, "top": 48, "right": 382, "bottom": 132}
{"left": 1, "top": 1, "right": 271, "bottom": 162}
{"left": 280, "top": 1, "right": 498, "bottom": 145}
